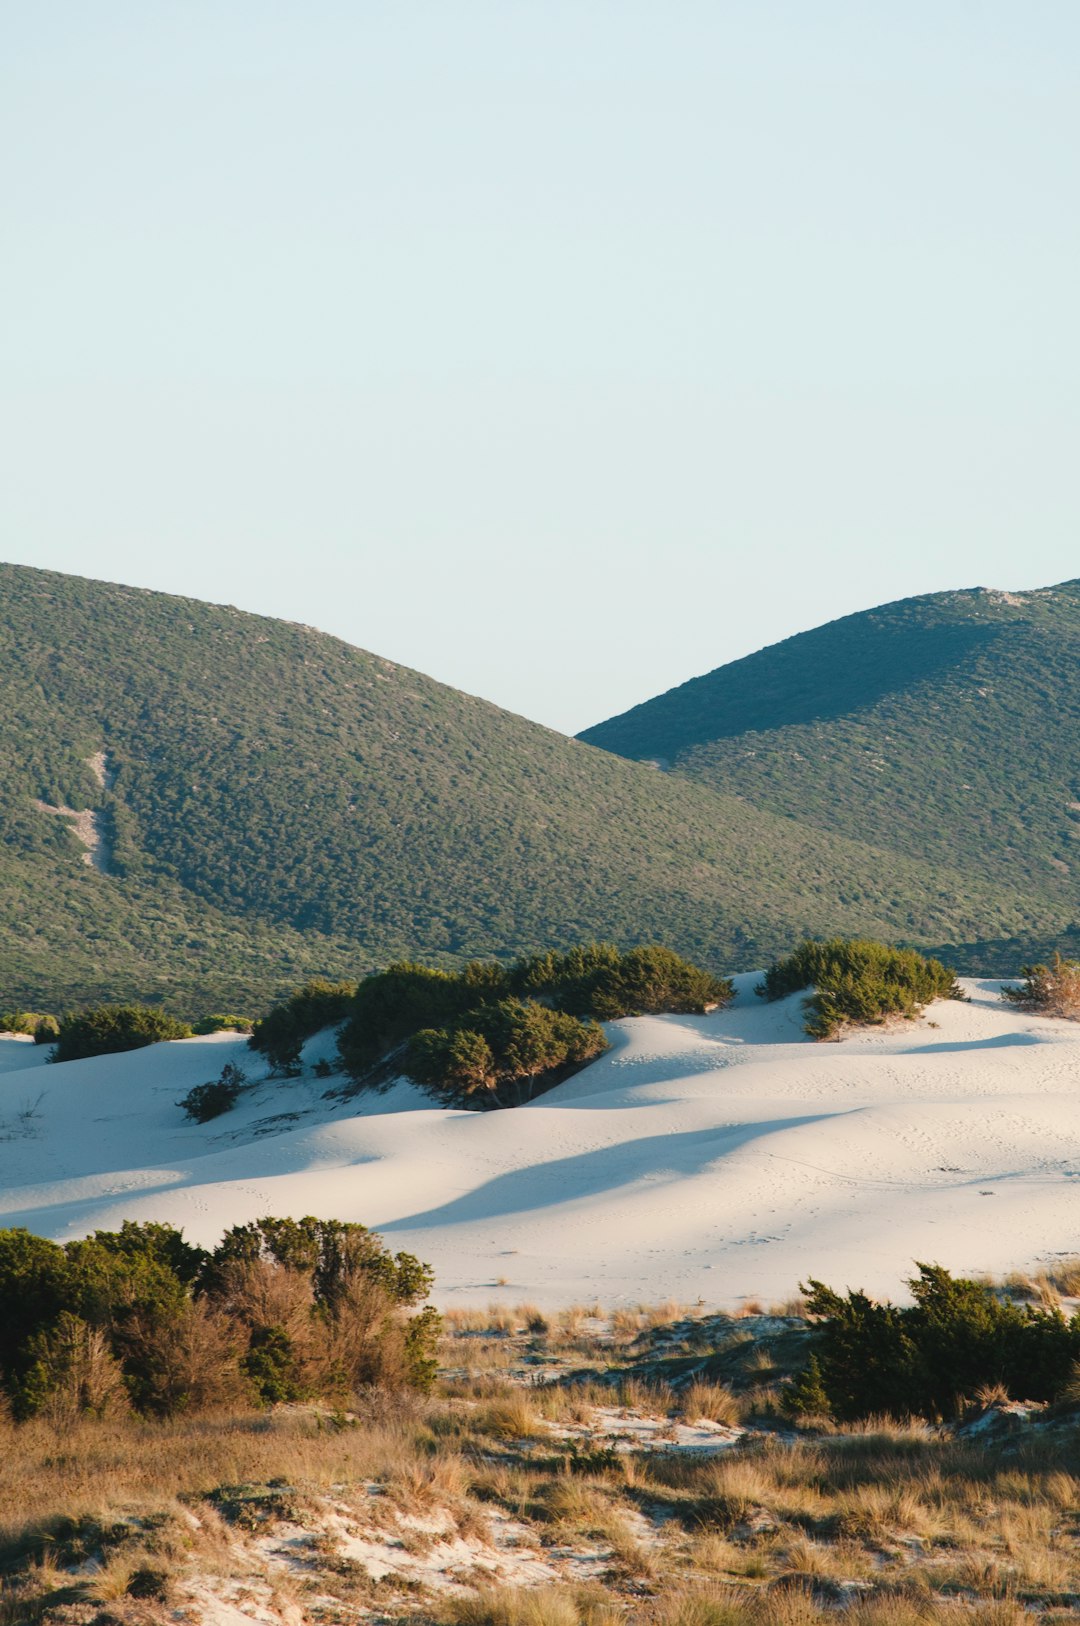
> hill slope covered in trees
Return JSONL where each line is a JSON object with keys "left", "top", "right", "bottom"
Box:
{"left": 0, "top": 564, "right": 1048, "bottom": 1007}
{"left": 580, "top": 582, "right": 1080, "bottom": 963}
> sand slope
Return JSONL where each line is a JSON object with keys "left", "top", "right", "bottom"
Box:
{"left": 2, "top": 979, "right": 1078, "bottom": 1307}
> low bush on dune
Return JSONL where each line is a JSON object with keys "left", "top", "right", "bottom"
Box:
{"left": 514, "top": 942, "right": 733, "bottom": 1021}
{"left": 789, "top": 1263, "right": 1080, "bottom": 1421}
{"left": 50, "top": 1005, "right": 193, "bottom": 1063}
{"left": 336, "top": 943, "right": 730, "bottom": 1100}
{"left": 1001, "top": 952, "right": 1080, "bottom": 1019}
{"left": 0, "top": 1010, "right": 58, "bottom": 1042}
{"left": 758, "top": 937, "right": 962, "bottom": 1039}
{"left": 249, "top": 978, "right": 357, "bottom": 1071}
{"left": 178, "top": 1061, "right": 247, "bottom": 1122}
{"left": 192, "top": 1011, "right": 253, "bottom": 1035}
{"left": 408, "top": 998, "right": 609, "bottom": 1108}
{"left": 0, "top": 1215, "right": 439, "bottom": 1421}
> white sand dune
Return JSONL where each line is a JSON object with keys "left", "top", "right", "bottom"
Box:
{"left": 2, "top": 978, "right": 1079, "bottom": 1308}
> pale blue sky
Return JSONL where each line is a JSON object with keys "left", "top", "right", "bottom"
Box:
{"left": 3, "top": 4, "right": 1078, "bottom": 733}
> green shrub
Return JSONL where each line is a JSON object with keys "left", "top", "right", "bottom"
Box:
{"left": 794, "top": 1264, "right": 1080, "bottom": 1421}
{"left": 515, "top": 942, "right": 733, "bottom": 1020}
{"left": 249, "top": 979, "right": 357, "bottom": 1071}
{"left": 337, "top": 962, "right": 469, "bottom": 1079}
{"left": 0, "top": 1010, "right": 59, "bottom": 1043}
{"left": 178, "top": 1062, "right": 247, "bottom": 1123}
{"left": 193, "top": 1012, "right": 253, "bottom": 1035}
{"left": 50, "top": 1005, "right": 193, "bottom": 1062}
{"left": 408, "top": 998, "right": 609, "bottom": 1107}
{"left": 758, "top": 937, "right": 962, "bottom": 1038}
{"left": 338, "top": 943, "right": 727, "bottom": 1088}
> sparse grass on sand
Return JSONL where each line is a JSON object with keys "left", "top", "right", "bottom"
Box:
{"left": 5, "top": 1302, "right": 1080, "bottom": 1625}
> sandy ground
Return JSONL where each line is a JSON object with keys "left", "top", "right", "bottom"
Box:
{"left": 2, "top": 977, "right": 1079, "bottom": 1308}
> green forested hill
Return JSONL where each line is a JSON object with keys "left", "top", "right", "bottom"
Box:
{"left": 579, "top": 583, "right": 1080, "bottom": 959}
{"left": 0, "top": 565, "right": 1051, "bottom": 1008}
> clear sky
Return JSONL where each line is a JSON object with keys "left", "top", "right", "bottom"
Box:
{"left": 3, "top": 4, "right": 1078, "bottom": 735}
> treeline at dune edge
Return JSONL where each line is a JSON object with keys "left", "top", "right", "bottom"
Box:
{"left": 9, "top": 937, "right": 969, "bottom": 1110}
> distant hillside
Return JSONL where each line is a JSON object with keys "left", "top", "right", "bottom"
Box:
{"left": 0, "top": 565, "right": 1047, "bottom": 1008}
{"left": 580, "top": 582, "right": 1080, "bottom": 956}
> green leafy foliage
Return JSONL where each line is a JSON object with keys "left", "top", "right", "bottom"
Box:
{"left": 50, "top": 1005, "right": 193, "bottom": 1063}
{"left": 178, "top": 1062, "right": 247, "bottom": 1123}
{"left": 0, "top": 1216, "right": 438, "bottom": 1419}
{"left": 338, "top": 942, "right": 724, "bottom": 1093}
{"left": 795, "top": 1264, "right": 1080, "bottom": 1421}
{"left": 192, "top": 1013, "right": 253, "bottom": 1035}
{"left": 516, "top": 941, "right": 733, "bottom": 1019}
{"left": 0, "top": 564, "right": 1044, "bottom": 1011}
{"left": 249, "top": 979, "right": 357, "bottom": 1071}
{"left": 408, "top": 998, "right": 608, "bottom": 1107}
{"left": 0, "top": 1010, "right": 57, "bottom": 1041}
{"left": 758, "top": 937, "right": 961, "bottom": 1038}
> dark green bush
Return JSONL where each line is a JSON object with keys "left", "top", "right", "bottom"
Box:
{"left": 0, "top": 1216, "right": 438, "bottom": 1420}
{"left": 50, "top": 1005, "right": 193, "bottom": 1063}
{"left": 0, "top": 1010, "right": 57, "bottom": 1041}
{"left": 792, "top": 1264, "right": 1080, "bottom": 1421}
{"left": 193, "top": 1013, "right": 253, "bottom": 1035}
{"left": 758, "top": 938, "right": 962, "bottom": 1038}
{"left": 515, "top": 942, "right": 733, "bottom": 1020}
{"left": 338, "top": 943, "right": 728, "bottom": 1088}
{"left": 337, "top": 963, "right": 470, "bottom": 1079}
{"left": 407, "top": 997, "right": 608, "bottom": 1107}
{"left": 178, "top": 1062, "right": 247, "bottom": 1123}
{"left": 249, "top": 979, "right": 357, "bottom": 1071}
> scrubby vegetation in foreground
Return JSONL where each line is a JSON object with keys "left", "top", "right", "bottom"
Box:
{"left": 758, "top": 937, "right": 962, "bottom": 1038}
{"left": 4, "top": 1292, "right": 1080, "bottom": 1625}
{"left": 0, "top": 1216, "right": 438, "bottom": 1422}
{"left": 794, "top": 1264, "right": 1080, "bottom": 1421}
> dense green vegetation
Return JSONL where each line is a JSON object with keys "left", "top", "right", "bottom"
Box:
{"left": 0, "top": 1217, "right": 438, "bottom": 1420}
{"left": 0, "top": 1010, "right": 57, "bottom": 1042}
{"left": 0, "top": 564, "right": 1047, "bottom": 1008}
{"left": 758, "top": 937, "right": 961, "bottom": 1038}
{"left": 50, "top": 1005, "right": 194, "bottom": 1063}
{"left": 581, "top": 583, "right": 1080, "bottom": 955}
{"left": 791, "top": 1265, "right": 1080, "bottom": 1421}
{"left": 250, "top": 978, "right": 357, "bottom": 1071}
{"left": 408, "top": 999, "right": 608, "bottom": 1107}
{"left": 335, "top": 943, "right": 730, "bottom": 1092}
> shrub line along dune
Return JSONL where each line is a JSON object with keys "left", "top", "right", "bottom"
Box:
{"left": 756, "top": 937, "right": 962, "bottom": 1039}
{"left": 250, "top": 942, "right": 733, "bottom": 1106}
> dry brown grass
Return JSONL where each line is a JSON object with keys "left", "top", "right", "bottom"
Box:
{"left": 6, "top": 1303, "right": 1080, "bottom": 1624}
{"left": 677, "top": 1381, "right": 742, "bottom": 1425}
